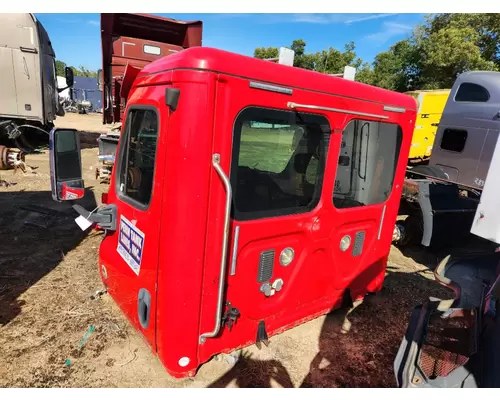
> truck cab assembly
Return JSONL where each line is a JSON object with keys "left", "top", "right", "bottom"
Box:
{"left": 49, "top": 45, "right": 417, "bottom": 378}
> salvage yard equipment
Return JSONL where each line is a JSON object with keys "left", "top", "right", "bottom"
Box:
{"left": 393, "top": 71, "right": 500, "bottom": 249}
{"left": 394, "top": 114, "right": 500, "bottom": 388}
{"left": 404, "top": 89, "right": 450, "bottom": 165}
{"left": 0, "top": 13, "right": 74, "bottom": 162}
{"left": 95, "top": 13, "right": 203, "bottom": 182}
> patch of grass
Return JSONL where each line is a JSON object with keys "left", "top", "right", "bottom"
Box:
{"left": 238, "top": 128, "right": 295, "bottom": 173}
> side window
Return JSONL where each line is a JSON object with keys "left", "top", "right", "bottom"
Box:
{"left": 119, "top": 108, "right": 159, "bottom": 206}
{"left": 143, "top": 44, "right": 161, "bottom": 56}
{"left": 333, "top": 119, "right": 402, "bottom": 209}
{"left": 440, "top": 128, "right": 467, "bottom": 153}
{"left": 231, "top": 107, "right": 330, "bottom": 221}
{"left": 454, "top": 83, "right": 490, "bottom": 102}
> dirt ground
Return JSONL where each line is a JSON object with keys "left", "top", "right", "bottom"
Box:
{"left": 0, "top": 113, "right": 493, "bottom": 388}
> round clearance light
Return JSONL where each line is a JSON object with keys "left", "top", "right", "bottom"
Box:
{"left": 178, "top": 357, "right": 190, "bottom": 367}
{"left": 280, "top": 248, "right": 295, "bottom": 266}
{"left": 340, "top": 235, "right": 351, "bottom": 252}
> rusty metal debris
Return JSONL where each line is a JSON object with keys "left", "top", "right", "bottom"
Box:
{"left": 0, "top": 179, "right": 16, "bottom": 187}
{"left": 0, "top": 145, "right": 25, "bottom": 170}
{"left": 90, "top": 289, "right": 107, "bottom": 300}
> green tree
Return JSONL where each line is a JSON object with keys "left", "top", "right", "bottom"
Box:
{"left": 55, "top": 60, "right": 67, "bottom": 76}
{"left": 66, "top": 65, "right": 98, "bottom": 78}
{"left": 370, "top": 39, "right": 421, "bottom": 91}
{"left": 354, "top": 62, "right": 375, "bottom": 85}
{"left": 257, "top": 14, "right": 500, "bottom": 93}
{"left": 254, "top": 46, "right": 279, "bottom": 60}
{"left": 370, "top": 13, "right": 500, "bottom": 91}
{"left": 417, "top": 14, "right": 497, "bottom": 89}
{"left": 429, "top": 14, "right": 500, "bottom": 67}
{"left": 255, "top": 39, "right": 365, "bottom": 76}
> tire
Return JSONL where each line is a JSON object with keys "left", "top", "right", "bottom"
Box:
{"left": 394, "top": 215, "right": 423, "bottom": 248}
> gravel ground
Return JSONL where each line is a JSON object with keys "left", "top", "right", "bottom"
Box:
{"left": 0, "top": 113, "right": 492, "bottom": 388}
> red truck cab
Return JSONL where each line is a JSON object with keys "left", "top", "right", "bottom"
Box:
{"left": 49, "top": 46, "right": 417, "bottom": 378}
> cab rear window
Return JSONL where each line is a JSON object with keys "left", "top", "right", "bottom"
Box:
{"left": 230, "top": 107, "right": 330, "bottom": 221}
{"left": 333, "top": 119, "right": 402, "bottom": 209}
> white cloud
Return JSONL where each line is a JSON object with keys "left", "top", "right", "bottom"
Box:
{"left": 291, "top": 13, "right": 397, "bottom": 25}
{"left": 344, "top": 13, "right": 395, "bottom": 24}
{"left": 52, "top": 17, "right": 79, "bottom": 24}
{"left": 87, "top": 20, "right": 99, "bottom": 26}
{"left": 364, "top": 21, "right": 413, "bottom": 45}
{"left": 292, "top": 14, "right": 332, "bottom": 24}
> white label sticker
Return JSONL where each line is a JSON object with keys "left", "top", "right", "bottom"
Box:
{"left": 116, "top": 215, "right": 145, "bottom": 276}
{"left": 75, "top": 215, "right": 92, "bottom": 231}
{"left": 474, "top": 177, "right": 485, "bottom": 187}
{"left": 65, "top": 191, "right": 79, "bottom": 200}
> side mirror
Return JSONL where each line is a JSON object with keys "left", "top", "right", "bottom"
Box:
{"left": 97, "top": 69, "right": 103, "bottom": 92}
{"left": 49, "top": 128, "right": 85, "bottom": 202}
{"left": 65, "top": 66, "right": 74, "bottom": 88}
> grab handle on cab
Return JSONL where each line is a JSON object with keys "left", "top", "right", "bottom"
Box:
{"left": 199, "top": 154, "right": 233, "bottom": 344}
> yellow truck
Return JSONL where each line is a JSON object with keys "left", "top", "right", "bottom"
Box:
{"left": 405, "top": 89, "right": 451, "bottom": 164}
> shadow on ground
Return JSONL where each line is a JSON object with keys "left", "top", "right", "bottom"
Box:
{"left": 78, "top": 131, "right": 101, "bottom": 150}
{"left": 208, "top": 351, "right": 294, "bottom": 388}
{"left": 0, "top": 187, "right": 98, "bottom": 325}
{"left": 397, "top": 235, "right": 498, "bottom": 271}
{"left": 206, "top": 262, "right": 454, "bottom": 388}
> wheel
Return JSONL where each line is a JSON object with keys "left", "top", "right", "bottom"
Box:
{"left": 393, "top": 215, "right": 423, "bottom": 248}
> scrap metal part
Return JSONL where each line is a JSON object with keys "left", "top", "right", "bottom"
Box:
{"left": 0, "top": 145, "right": 25, "bottom": 170}
{"left": 395, "top": 252, "right": 500, "bottom": 388}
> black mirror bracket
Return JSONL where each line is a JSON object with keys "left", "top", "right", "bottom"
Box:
{"left": 73, "top": 204, "right": 117, "bottom": 231}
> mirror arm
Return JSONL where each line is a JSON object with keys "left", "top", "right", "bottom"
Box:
{"left": 73, "top": 204, "right": 117, "bottom": 231}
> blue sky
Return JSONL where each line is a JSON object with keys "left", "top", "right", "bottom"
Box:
{"left": 35, "top": 13, "right": 426, "bottom": 71}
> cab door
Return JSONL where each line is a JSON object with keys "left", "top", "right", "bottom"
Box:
{"left": 330, "top": 117, "right": 403, "bottom": 295}
{"left": 198, "top": 76, "right": 335, "bottom": 352}
{"left": 198, "top": 74, "right": 406, "bottom": 354}
{"left": 99, "top": 85, "right": 169, "bottom": 350}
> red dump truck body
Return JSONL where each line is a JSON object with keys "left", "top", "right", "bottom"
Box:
{"left": 100, "top": 13, "right": 202, "bottom": 125}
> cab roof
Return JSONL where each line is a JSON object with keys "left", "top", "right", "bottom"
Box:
{"left": 138, "top": 47, "right": 417, "bottom": 110}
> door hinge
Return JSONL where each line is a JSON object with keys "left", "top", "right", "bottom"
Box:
{"left": 221, "top": 301, "right": 240, "bottom": 332}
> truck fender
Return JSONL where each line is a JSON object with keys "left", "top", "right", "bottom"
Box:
{"left": 414, "top": 181, "right": 433, "bottom": 247}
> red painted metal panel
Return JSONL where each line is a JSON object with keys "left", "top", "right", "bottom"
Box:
{"left": 98, "top": 48, "right": 417, "bottom": 378}
{"left": 136, "top": 47, "right": 417, "bottom": 112}
{"left": 100, "top": 13, "right": 203, "bottom": 125}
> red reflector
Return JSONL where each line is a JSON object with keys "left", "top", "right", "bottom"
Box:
{"left": 101, "top": 192, "right": 108, "bottom": 204}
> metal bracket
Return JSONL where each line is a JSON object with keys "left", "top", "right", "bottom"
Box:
{"left": 73, "top": 203, "right": 117, "bottom": 231}
{"left": 287, "top": 102, "right": 389, "bottom": 120}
